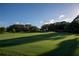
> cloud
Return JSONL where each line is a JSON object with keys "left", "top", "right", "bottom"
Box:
{"left": 58, "top": 15, "right": 65, "bottom": 19}
{"left": 43, "top": 20, "right": 50, "bottom": 24}
{"left": 42, "top": 19, "right": 55, "bottom": 24}
{"left": 57, "top": 14, "right": 73, "bottom": 22}
{"left": 42, "top": 14, "right": 73, "bottom": 25}
{"left": 74, "top": 9, "right": 79, "bottom": 16}
{"left": 62, "top": 18, "right": 73, "bottom": 22}
{"left": 15, "top": 22, "right": 20, "bottom": 24}
{"left": 48, "top": 15, "right": 65, "bottom": 23}
{"left": 40, "top": 21, "right": 43, "bottom": 24}
{"left": 49, "top": 19, "right": 55, "bottom": 23}
{"left": 14, "top": 21, "right": 26, "bottom": 24}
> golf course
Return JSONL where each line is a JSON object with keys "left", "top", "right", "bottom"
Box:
{"left": 0, "top": 32, "right": 79, "bottom": 56}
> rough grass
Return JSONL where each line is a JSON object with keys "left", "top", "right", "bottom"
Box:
{"left": 0, "top": 32, "right": 79, "bottom": 56}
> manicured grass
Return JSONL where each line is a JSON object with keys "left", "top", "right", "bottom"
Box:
{"left": 0, "top": 32, "right": 79, "bottom": 56}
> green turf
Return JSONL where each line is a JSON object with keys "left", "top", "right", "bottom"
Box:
{"left": 0, "top": 32, "right": 79, "bottom": 56}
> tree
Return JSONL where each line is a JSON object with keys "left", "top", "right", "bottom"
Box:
{"left": 25, "top": 24, "right": 40, "bottom": 32}
{"left": 41, "top": 21, "right": 69, "bottom": 32}
{"left": 0, "top": 27, "right": 5, "bottom": 33}
{"left": 5, "top": 15, "right": 79, "bottom": 33}
{"left": 41, "top": 24, "right": 49, "bottom": 32}
{"left": 69, "top": 15, "right": 79, "bottom": 33}
{"left": 25, "top": 24, "right": 32, "bottom": 32}
{"left": 7, "top": 24, "right": 40, "bottom": 32}
{"left": 7, "top": 24, "right": 25, "bottom": 32}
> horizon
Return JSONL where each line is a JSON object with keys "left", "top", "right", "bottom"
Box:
{"left": 0, "top": 3, "right": 79, "bottom": 28}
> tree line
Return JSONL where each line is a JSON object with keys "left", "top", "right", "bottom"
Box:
{"left": 41, "top": 15, "right": 79, "bottom": 33}
{"left": 0, "top": 24, "right": 40, "bottom": 33}
{"left": 0, "top": 15, "right": 79, "bottom": 33}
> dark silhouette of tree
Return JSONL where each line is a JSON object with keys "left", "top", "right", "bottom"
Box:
{"left": 2, "top": 15, "right": 79, "bottom": 33}
{"left": 41, "top": 24, "right": 49, "bottom": 32}
{"left": 41, "top": 15, "right": 79, "bottom": 33}
{"left": 7, "top": 24, "right": 25, "bottom": 32}
{"left": 7, "top": 24, "right": 40, "bottom": 32}
{"left": 25, "top": 24, "right": 32, "bottom": 32}
{"left": 68, "top": 15, "right": 79, "bottom": 33}
{"left": 0, "top": 27, "right": 5, "bottom": 33}
{"left": 52, "top": 21, "right": 68, "bottom": 32}
{"left": 41, "top": 21, "right": 70, "bottom": 32}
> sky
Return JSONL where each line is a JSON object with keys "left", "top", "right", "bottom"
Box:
{"left": 0, "top": 3, "right": 79, "bottom": 28}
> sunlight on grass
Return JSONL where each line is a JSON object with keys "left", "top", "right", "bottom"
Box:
{"left": 0, "top": 32, "right": 79, "bottom": 56}
{"left": 0, "top": 32, "right": 52, "bottom": 40}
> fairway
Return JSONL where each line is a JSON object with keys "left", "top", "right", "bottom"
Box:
{"left": 0, "top": 32, "right": 79, "bottom": 56}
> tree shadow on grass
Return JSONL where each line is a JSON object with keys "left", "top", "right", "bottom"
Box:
{"left": 0, "top": 32, "right": 68, "bottom": 47}
{"left": 40, "top": 38, "right": 78, "bottom": 56}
